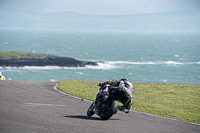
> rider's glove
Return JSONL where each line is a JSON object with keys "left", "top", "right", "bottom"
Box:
{"left": 98, "top": 83, "right": 103, "bottom": 86}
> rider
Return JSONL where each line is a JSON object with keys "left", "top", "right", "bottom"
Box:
{"left": 0, "top": 72, "right": 6, "bottom": 80}
{"left": 96, "top": 78, "right": 133, "bottom": 113}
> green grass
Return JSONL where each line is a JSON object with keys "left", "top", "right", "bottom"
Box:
{"left": 0, "top": 51, "right": 36, "bottom": 59}
{"left": 57, "top": 80, "right": 200, "bottom": 124}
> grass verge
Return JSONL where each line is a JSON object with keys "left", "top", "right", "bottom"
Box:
{"left": 57, "top": 80, "right": 200, "bottom": 124}
{"left": 0, "top": 51, "right": 35, "bottom": 59}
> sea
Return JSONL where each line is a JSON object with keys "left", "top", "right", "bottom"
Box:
{"left": 0, "top": 29, "right": 200, "bottom": 85}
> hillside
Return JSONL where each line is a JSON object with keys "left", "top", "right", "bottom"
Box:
{"left": 0, "top": 7, "right": 199, "bottom": 32}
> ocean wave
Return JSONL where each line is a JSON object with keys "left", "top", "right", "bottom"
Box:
{"left": 86, "top": 62, "right": 118, "bottom": 69}
{"left": 105, "top": 61, "right": 199, "bottom": 65}
{"left": 0, "top": 66, "right": 87, "bottom": 70}
{"left": 75, "top": 72, "right": 84, "bottom": 75}
{"left": 107, "top": 61, "right": 156, "bottom": 65}
{"left": 0, "top": 63, "right": 116, "bottom": 70}
{"left": 164, "top": 61, "right": 183, "bottom": 65}
{"left": 0, "top": 61, "right": 199, "bottom": 71}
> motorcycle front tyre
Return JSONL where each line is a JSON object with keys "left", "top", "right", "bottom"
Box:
{"left": 87, "top": 102, "right": 95, "bottom": 117}
{"left": 100, "top": 99, "right": 118, "bottom": 120}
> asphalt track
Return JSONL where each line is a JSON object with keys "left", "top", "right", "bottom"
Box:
{"left": 0, "top": 80, "right": 199, "bottom": 133}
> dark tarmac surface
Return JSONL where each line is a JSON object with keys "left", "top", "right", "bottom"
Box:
{"left": 0, "top": 80, "right": 199, "bottom": 133}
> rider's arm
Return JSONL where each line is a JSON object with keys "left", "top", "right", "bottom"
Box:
{"left": 99, "top": 81, "right": 119, "bottom": 87}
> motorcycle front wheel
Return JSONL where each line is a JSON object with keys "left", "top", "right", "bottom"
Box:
{"left": 87, "top": 102, "right": 95, "bottom": 117}
{"left": 100, "top": 99, "right": 118, "bottom": 120}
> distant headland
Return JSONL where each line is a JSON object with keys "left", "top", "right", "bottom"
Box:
{"left": 0, "top": 51, "right": 98, "bottom": 67}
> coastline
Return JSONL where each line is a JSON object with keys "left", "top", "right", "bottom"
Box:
{"left": 0, "top": 51, "right": 98, "bottom": 67}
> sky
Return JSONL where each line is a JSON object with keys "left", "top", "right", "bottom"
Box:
{"left": 0, "top": 0, "right": 200, "bottom": 15}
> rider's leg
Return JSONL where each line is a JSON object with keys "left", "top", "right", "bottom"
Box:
{"left": 118, "top": 97, "right": 131, "bottom": 113}
{"left": 118, "top": 88, "right": 132, "bottom": 113}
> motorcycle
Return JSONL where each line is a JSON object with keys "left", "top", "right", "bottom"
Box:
{"left": 87, "top": 85, "right": 123, "bottom": 120}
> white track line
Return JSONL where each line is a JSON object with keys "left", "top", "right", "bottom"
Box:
{"left": 53, "top": 83, "right": 200, "bottom": 125}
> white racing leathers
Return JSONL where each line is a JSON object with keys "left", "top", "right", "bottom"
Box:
{"left": 119, "top": 80, "right": 133, "bottom": 98}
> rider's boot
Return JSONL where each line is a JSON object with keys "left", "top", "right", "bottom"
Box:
{"left": 118, "top": 106, "right": 129, "bottom": 113}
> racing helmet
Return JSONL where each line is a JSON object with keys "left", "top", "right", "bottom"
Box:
{"left": 120, "top": 78, "right": 128, "bottom": 82}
